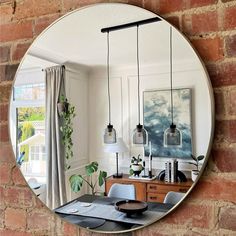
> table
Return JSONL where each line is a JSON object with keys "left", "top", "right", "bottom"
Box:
{"left": 54, "top": 194, "right": 174, "bottom": 232}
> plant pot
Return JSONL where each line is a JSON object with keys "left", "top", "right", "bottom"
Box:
{"left": 191, "top": 170, "right": 199, "bottom": 182}
{"left": 57, "top": 102, "right": 69, "bottom": 114}
{"left": 131, "top": 164, "right": 143, "bottom": 177}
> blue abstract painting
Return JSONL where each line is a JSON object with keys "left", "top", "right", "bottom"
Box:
{"left": 143, "top": 88, "right": 192, "bottom": 159}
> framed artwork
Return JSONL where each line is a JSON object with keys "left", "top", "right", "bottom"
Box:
{"left": 143, "top": 88, "right": 192, "bottom": 159}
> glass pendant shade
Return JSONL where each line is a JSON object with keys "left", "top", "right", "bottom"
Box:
{"left": 132, "top": 124, "right": 148, "bottom": 145}
{"left": 104, "top": 124, "right": 117, "bottom": 144}
{"left": 164, "top": 123, "right": 182, "bottom": 147}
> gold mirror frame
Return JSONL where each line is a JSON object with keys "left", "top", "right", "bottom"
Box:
{"left": 9, "top": 3, "right": 215, "bottom": 234}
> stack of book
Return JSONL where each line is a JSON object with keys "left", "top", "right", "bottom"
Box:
{"left": 165, "top": 159, "right": 178, "bottom": 182}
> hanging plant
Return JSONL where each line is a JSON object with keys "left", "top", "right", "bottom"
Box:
{"left": 57, "top": 94, "right": 69, "bottom": 114}
{"left": 58, "top": 95, "right": 76, "bottom": 170}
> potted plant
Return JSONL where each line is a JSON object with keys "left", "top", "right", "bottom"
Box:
{"left": 58, "top": 95, "right": 76, "bottom": 169}
{"left": 69, "top": 161, "right": 107, "bottom": 195}
{"left": 188, "top": 154, "right": 204, "bottom": 181}
{"left": 57, "top": 95, "right": 69, "bottom": 114}
{"left": 129, "top": 154, "right": 144, "bottom": 177}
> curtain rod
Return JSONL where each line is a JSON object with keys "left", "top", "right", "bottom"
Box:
{"left": 41, "top": 65, "right": 65, "bottom": 71}
{"left": 101, "top": 17, "right": 161, "bottom": 33}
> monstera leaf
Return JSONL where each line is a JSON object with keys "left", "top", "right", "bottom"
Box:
{"left": 69, "top": 174, "right": 83, "bottom": 192}
{"left": 98, "top": 170, "right": 107, "bottom": 187}
{"left": 85, "top": 161, "right": 98, "bottom": 176}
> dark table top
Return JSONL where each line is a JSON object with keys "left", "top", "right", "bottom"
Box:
{"left": 55, "top": 194, "right": 174, "bottom": 232}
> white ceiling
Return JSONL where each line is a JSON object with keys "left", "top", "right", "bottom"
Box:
{"left": 21, "top": 3, "right": 198, "bottom": 70}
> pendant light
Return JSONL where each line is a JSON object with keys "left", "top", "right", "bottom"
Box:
{"left": 132, "top": 25, "right": 148, "bottom": 146}
{"left": 164, "top": 27, "right": 182, "bottom": 147}
{"left": 104, "top": 31, "right": 117, "bottom": 144}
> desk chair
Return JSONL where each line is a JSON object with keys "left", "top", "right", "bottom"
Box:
{"left": 163, "top": 191, "right": 185, "bottom": 205}
{"left": 108, "top": 183, "right": 136, "bottom": 200}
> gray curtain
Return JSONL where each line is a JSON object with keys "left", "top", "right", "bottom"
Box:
{"left": 45, "top": 66, "right": 67, "bottom": 209}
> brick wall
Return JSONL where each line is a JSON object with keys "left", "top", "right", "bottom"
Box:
{"left": 0, "top": 0, "right": 235, "bottom": 235}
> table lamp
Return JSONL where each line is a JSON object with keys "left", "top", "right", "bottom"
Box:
{"left": 104, "top": 138, "right": 128, "bottom": 178}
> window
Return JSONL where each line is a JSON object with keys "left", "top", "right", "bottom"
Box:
{"left": 11, "top": 80, "right": 46, "bottom": 184}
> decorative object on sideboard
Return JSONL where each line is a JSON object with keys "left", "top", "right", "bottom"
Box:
{"left": 163, "top": 26, "right": 182, "bottom": 148}
{"left": 58, "top": 95, "right": 76, "bottom": 170}
{"left": 69, "top": 161, "right": 107, "bottom": 195}
{"left": 188, "top": 154, "right": 205, "bottom": 181}
{"left": 103, "top": 31, "right": 117, "bottom": 144}
{"left": 158, "top": 168, "right": 187, "bottom": 182}
{"left": 104, "top": 138, "right": 128, "bottom": 178}
{"left": 129, "top": 154, "right": 144, "bottom": 177}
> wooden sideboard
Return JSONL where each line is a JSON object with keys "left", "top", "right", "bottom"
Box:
{"left": 105, "top": 174, "right": 193, "bottom": 203}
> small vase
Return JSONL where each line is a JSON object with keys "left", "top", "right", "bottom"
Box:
{"left": 131, "top": 164, "right": 142, "bottom": 177}
{"left": 191, "top": 170, "right": 199, "bottom": 182}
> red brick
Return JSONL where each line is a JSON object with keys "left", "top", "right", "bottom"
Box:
{"left": 0, "top": 186, "right": 5, "bottom": 207}
{"left": 0, "top": 123, "right": 9, "bottom": 142}
{"left": 4, "top": 187, "right": 34, "bottom": 208}
{"left": 0, "top": 163, "right": 11, "bottom": 184}
{"left": 192, "top": 11, "right": 218, "bottom": 34}
{"left": 12, "top": 42, "right": 31, "bottom": 61}
{"left": 0, "top": 103, "right": 8, "bottom": 122}
{"left": 27, "top": 211, "right": 51, "bottom": 230}
{"left": 14, "top": 0, "right": 61, "bottom": 20}
{"left": 219, "top": 206, "right": 236, "bottom": 231}
{"left": 0, "top": 45, "right": 10, "bottom": 63}
{"left": 5, "top": 207, "right": 27, "bottom": 229}
{"left": 192, "top": 177, "right": 236, "bottom": 203}
{"left": 166, "top": 16, "right": 180, "bottom": 29}
{"left": 164, "top": 203, "right": 214, "bottom": 228}
{"left": 224, "top": 6, "right": 236, "bottom": 30}
{"left": 229, "top": 87, "right": 236, "bottom": 115}
{"left": 0, "top": 84, "right": 12, "bottom": 103}
{"left": 63, "top": 222, "right": 77, "bottom": 236}
{"left": 225, "top": 34, "right": 236, "bottom": 57}
{"left": 0, "top": 144, "right": 15, "bottom": 163}
{"left": 212, "top": 148, "right": 236, "bottom": 172}
{"left": 0, "top": 21, "right": 33, "bottom": 43}
{"left": 0, "top": 4, "right": 13, "bottom": 25}
{"left": 12, "top": 166, "right": 27, "bottom": 186}
{"left": 0, "top": 229, "right": 32, "bottom": 236}
{"left": 0, "top": 64, "right": 19, "bottom": 82}
{"left": 190, "top": 0, "right": 217, "bottom": 8}
{"left": 64, "top": 0, "right": 106, "bottom": 11}
{"left": 215, "top": 120, "right": 236, "bottom": 143}
{"left": 0, "top": 208, "right": 3, "bottom": 227}
{"left": 214, "top": 90, "right": 226, "bottom": 117}
{"left": 34, "top": 14, "right": 60, "bottom": 36}
{"left": 207, "top": 62, "right": 236, "bottom": 87}
{"left": 192, "top": 37, "right": 223, "bottom": 62}
{"left": 158, "top": 0, "right": 187, "bottom": 14}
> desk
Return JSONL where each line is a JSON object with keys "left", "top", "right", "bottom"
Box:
{"left": 105, "top": 174, "right": 193, "bottom": 202}
{"left": 54, "top": 194, "right": 173, "bottom": 232}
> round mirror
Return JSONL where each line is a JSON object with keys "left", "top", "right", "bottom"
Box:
{"left": 10, "top": 3, "right": 214, "bottom": 233}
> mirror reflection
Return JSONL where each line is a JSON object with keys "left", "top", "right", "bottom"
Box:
{"left": 10, "top": 3, "right": 214, "bottom": 233}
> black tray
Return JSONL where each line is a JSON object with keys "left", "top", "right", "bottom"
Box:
{"left": 115, "top": 200, "right": 148, "bottom": 216}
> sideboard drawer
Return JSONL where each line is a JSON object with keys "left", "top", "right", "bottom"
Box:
{"left": 147, "top": 193, "right": 166, "bottom": 202}
{"left": 147, "top": 183, "right": 189, "bottom": 194}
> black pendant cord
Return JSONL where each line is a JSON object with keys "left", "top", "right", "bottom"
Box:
{"left": 137, "top": 25, "right": 141, "bottom": 125}
{"left": 107, "top": 31, "right": 111, "bottom": 125}
{"left": 170, "top": 26, "right": 174, "bottom": 126}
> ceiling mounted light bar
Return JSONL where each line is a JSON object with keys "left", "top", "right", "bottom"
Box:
{"left": 101, "top": 17, "right": 161, "bottom": 33}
